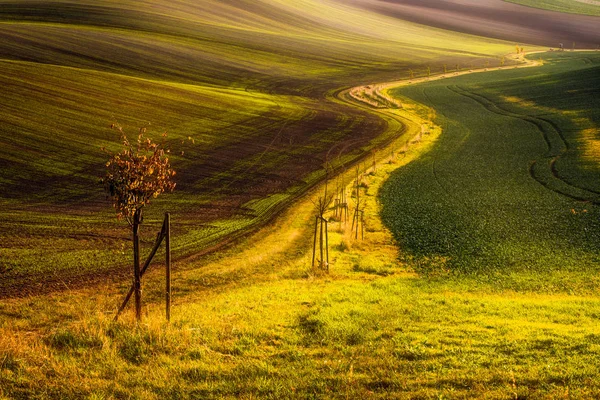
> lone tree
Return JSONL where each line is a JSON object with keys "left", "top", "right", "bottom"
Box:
{"left": 102, "top": 124, "right": 176, "bottom": 321}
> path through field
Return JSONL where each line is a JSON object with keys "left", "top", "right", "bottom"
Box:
{"left": 0, "top": 0, "right": 513, "bottom": 297}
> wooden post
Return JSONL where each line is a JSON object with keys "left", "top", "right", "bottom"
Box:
{"left": 325, "top": 219, "right": 329, "bottom": 272}
{"left": 312, "top": 216, "right": 319, "bottom": 267}
{"left": 355, "top": 210, "right": 360, "bottom": 240}
{"left": 115, "top": 225, "right": 166, "bottom": 321}
{"left": 319, "top": 217, "right": 324, "bottom": 269}
{"left": 133, "top": 208, "right": 142, "bottom": 322}
{"left": 340, "top": 188, "right": 346, "bottom": 225}
{"left": 345, "top": 189, "right": 348, "bottom": 223}
{"left": 354, "top": 167, "right": 359, "bottom": 240}
{"left": 361, "top": 211, "right": 365, "bottom": 241}
{"left": 165, "top": 213, "right": 171, "bottom": 322}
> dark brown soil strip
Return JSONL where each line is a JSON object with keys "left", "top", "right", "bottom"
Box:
{"left": 344, "top": 0, "right": 600, "bottom": 48}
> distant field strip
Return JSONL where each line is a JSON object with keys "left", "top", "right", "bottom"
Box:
{"left": 504, "top": 0, "right": 600, "bottom": 15}
{"left": 381, "top": 52, "right": 600, "bottom": 273}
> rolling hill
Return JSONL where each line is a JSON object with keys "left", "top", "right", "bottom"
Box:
{"left": 0, "top": 0, "right": 516, "bottom": 293}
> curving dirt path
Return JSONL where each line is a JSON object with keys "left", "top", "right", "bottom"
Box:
{"left": 0, "top": 52, "right": 555, "bottom": 300}
{"left": 341, "top": 50, "right": 600, "bottom": 205}
{"left": 576, "top": 0, "right": 600, "bottom": 6}
{"left": 340, "top": 52, "right": 541, "bottom": 109}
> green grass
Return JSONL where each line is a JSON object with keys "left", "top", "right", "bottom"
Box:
{"left": 382, "top": 52, "right": 600, "bottom": 284}
{"left": 5, "top": 277, "right": 600, "bottom": 399}
{"left": 0, "top": 0, "right": 521, "bottom": 289}
{"left": 503, "top": 0, "right": 600, "bottom": 17}
{"left": 2, "top": 117, "right": 600, "bottom": 398}
{"left": 1, "top": 1, "right": 599, "bottom": 398}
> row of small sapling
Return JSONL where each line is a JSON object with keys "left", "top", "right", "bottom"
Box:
{"left": 102, "top": 105, "right": 432, "bottom": 317}
{"left": 311, "top": 163, "right": 369, "bottom": 272}
{"left": 312, "top": 88, "right": 439, "bottom": 272}
{"left": 409, "top": 54, "right": 520, "bottom": 82}
{"left": 102, "top": 124, "right": 407, "bottom": 316}
{"left": 103, "top": 124, "right": 375, "bottom": 318}
{"left": 311, "top": 136, "right": 427, "bottom": 272}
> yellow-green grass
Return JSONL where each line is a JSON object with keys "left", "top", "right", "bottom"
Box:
{"left": 504, "top": 0, "right": 600, "bottom": 16}
{"left": 0, "top": 0, "right": 526, "bottom": 289}
{"left": 382, "top": 52, "right": 600, "bottom": 283}
{"left": 2, "top": 98, "right": 600, "bottom": 398}
{"left": 0, "top": 58, "right": 395, "bottom": 292}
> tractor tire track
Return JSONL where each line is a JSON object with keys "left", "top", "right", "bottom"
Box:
{"left": 447, "top": 85, "right": 600, "bottom": 204}
{"left": 422, "top": 86, "right": 453, "bottom": 198}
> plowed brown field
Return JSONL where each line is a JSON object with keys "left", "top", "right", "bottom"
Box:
{"left": 347, "top": 0, "right": 600, "bottom": 48}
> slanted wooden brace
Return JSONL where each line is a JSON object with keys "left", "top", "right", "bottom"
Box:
{"left": 114, "top": 212, "right": 172, "bottom": 322}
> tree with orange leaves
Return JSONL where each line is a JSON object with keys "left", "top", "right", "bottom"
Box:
{"left": 102, "top": 123, "right": 176, "bottom": 321}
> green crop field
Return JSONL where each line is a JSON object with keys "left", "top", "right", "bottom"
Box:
{"left": 0, "top": 0, "right": 517, "bottom": 294}
{"left": 504, "top": 0, "right": 600, "bottom": 16}
{"left": 382, "top": 52, "right": 600, "bottom": 288}
{"left": 3, "top": 0, "right": 600, "bottom": 398}
{"left": 2, "top": 70, "right": 600, "bottom": 397}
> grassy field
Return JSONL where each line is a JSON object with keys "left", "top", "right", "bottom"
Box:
{"left": 2, "top": 79, "right": 600, "bottom": 397}
{"left": 382, "top": 51, "right": 600, "bottom": 286}
{"left": 504, "top": 0, "right": 600, "bottom": 16}
{"left": 3, "top": 1, "right": 600, "bottom": 397}
{"left": 0, "top": 0, "right": 518, "bottom": 293}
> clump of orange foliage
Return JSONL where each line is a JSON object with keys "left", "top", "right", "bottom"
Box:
{"left": 102, "top": 124, "right": 176, "bottom": 225}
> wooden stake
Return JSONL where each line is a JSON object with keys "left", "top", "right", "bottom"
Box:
{"left": 165, "top": 213, "right": 171, "bottom": 322}
{"left": 361, "top": 211, "right": 365, "bottom": 241}
{"left": 325, "top": 219, "right": 329, "bottom": 271}
{"left": 355, "top": 210, "right": 360, "bottom": 240}
{"left": 312, "top": 216, "right": 318, "bottom": 267}
{"left": 319, "top": 217, "right": 324, "bottom": 269}
{"left": 355, "top": 167, "right": 360, "bottom": 240}
{"left": 115, "top": 219, "right": 166, "bottom": 321}
{"left": 133, "top": 209, "right": 142, "bottom": 322}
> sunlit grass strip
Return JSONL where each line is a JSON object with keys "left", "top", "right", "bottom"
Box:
{"left": 2, "top": 93, "right": 600, "bottom": 399}
{"left": 504, "top": 0, "right": 600, "bottom": 16}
